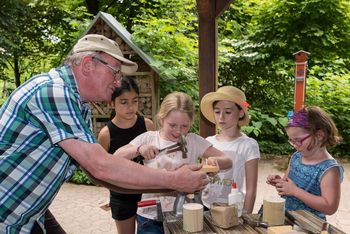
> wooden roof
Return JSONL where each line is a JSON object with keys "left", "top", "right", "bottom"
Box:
{"left": 79, "top": 11, "right": 161, "bottom": 75}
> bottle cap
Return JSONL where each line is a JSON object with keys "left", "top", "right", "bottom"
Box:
{"left": 232, "top": 182, "right": 237, "bottom": 189}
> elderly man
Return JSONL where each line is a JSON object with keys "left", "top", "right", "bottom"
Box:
{"left": 0, "top": 34, "right": 208, "bottom": 233}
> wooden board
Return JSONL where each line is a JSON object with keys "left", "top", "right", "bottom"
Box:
{"left": 241, "top": 214, "right": 267, "bottom": 234}
{"left": 164, "top": 210, "right": 347, "bottom": 234}
{"left": 164, "top": 219, "right": 213, "bottom": 234}
{"left": 201, "top": 164, "right": 220, "bottom": 173}
{"left": 205, "top": 214, "right": 258, "bottom": 234}
{"left": 164, "top": 213, "right": 261, "bottom": 234}
{"left": 289, "top": 210, "right": 346, "bottom": 234}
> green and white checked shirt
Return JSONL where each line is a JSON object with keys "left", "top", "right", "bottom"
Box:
{"left": 0, "top": 65, "right": 96, "bottom": 233}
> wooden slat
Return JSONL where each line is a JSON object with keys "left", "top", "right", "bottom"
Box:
{"left": 205, "top": 214, "right": 258, "bottom": 234}
{"left": 290, "top": 210, "right": 346, "bottom": 234}
{"left": 241, "top": 214, "right": 267, "bottom": 234}
{"left": 91, "top": 102, "right": 106, "bottom": 116}
{"left": 165, "top": 219, "right": 214, "bottom": 233}
{"left": 164, "top": 210, "right": 347, "bottom": 234}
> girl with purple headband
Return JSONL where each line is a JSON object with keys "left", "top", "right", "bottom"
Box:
{"left": 266, "top": 106, "right": 344, "bottom": 220}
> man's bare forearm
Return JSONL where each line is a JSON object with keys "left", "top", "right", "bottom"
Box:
{"left": 60, "top": 139, "right": 208, "bottom": 193}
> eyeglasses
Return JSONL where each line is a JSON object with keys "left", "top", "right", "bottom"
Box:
{"left": 92, "top": 56, "right": 122, "bottom": 78}
{"left": 288, "top": 134, "right": 311, "bottom": 147}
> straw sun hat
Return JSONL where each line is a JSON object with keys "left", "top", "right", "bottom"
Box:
{"left": 200, "top": 86, "right": 250, "bottom": 126}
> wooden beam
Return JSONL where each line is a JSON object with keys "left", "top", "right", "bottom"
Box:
{"left": 216, "top": 0, "right": 234, "bottom": 18}
{"left": 197, "top": 0, "right": 217, "bottom": 138}
{"left": 196, "top": 0, "right": 233, "bottom": 138}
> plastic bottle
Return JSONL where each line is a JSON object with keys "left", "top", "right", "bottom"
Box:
{"left": 228, "top": 182, "right": 244, "bottom": 217}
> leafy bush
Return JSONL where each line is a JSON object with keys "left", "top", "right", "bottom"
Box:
{"left": 68, "top": 168, "right": 93, "bottom": 185}
{"left": 241, "top": 107, "right": 294, "bottom": 155}
{"left": 307, "top": 74, "right": 350, "bottom": 157}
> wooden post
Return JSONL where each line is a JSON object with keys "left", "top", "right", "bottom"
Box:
{"left": 196, "top": 0, "right": 233, "bottom": 138}
{"left": 293, "top": 50, "right": 310, "bottom": 112}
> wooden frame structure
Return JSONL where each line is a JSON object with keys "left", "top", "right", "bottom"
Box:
{"left": 197, "top": 0, "right": 234, "bottom": 137}
{"left": 77, "top": 0, "right": 235, "bottom": 137}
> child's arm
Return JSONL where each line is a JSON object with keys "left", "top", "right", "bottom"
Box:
{"left": 114, "top": 144, "right": 159, "bottom": 160}
{"left": 244, "top": 159, "right": 259, "bottom": 213}
{"left": 276, "top": 167, "right": 341, "bottom": 215}
{"left": 202, "top": 146, "right": 232, "bottom": 170}
{"left": 145, "top": 118, "right": 155, "bottom": 131}
{"left": 97, "top": 126, "right": 110, "bottom": 151}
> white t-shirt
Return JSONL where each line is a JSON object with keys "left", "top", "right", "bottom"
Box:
{"left": 130, "top": 131, "right": 212, "bottom": 219}
{"left": 201, "top": 133, "right": 260, "bottom": 208}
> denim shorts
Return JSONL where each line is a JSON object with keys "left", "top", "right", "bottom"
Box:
{"left": 136, "top": 215, "right": 164, "bottom": 234}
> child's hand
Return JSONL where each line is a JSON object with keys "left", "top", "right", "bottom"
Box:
{"left": 266, "top": 174, "right": 282, "bottom": 186}
{"left": 206, "top": 157, "right": 218, "bottom": 167}
{"left": 205, "top": 157, "right": 219, "bottom": 177}
{"left": 275, "top": 178, "right": 296, "bottom": 196}
{"left": 138, "top": 145, "right": 159, "bottom": 160}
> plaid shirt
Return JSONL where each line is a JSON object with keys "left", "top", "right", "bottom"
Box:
{"left": 0, "top": 65, "right": 96, "bottom": 233}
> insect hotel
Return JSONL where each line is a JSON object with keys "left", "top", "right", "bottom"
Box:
{"left": 78, "top": 11, "right": 161, "bottom": 136}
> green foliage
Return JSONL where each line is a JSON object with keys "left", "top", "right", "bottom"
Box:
{"left": 68, "top": 168, "right": 93, "bottom": 185}
{"left": 307, "top": 74, "right": 350, "bottom": 156}
{"left": 258, "top": 141, "right": 294, "bottom": 155}
{"left": 216, "top": 0, "right": 350, "bottom": 156}
{"left": 242, "top": 107, "right": 293, "bottom": 154}
{"left": 130, "top": 0, "right": 199, "bottom": 100}
{"left": 0, "top": 0, "right": 92, "bottom": 86}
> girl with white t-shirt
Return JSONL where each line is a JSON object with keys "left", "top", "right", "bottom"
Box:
{"left": 115, "top": 91, "right": 232, "bottom": 234}
{"left": 200, "top": 86, "right": 260, "bottom": 214}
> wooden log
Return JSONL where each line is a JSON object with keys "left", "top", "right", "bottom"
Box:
{"left": 183, "top": 203, "right": 204, "bottom": 232}
{"left": 263, "top": 196, "right": 285, "bottom": 226}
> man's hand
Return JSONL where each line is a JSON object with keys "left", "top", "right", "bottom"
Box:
{"left": 170, "top": 164, "right": 209, "bottom": 193}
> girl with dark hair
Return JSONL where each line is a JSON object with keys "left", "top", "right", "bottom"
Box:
{"left": 98, "top": 77, "right": 154, "bottom": 234}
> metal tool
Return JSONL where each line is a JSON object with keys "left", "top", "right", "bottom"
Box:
{"left": 242, "top": 214, "right": 268, "bottom": 228}
{"left": 159, "top": 135, "right": 187, "bottom": 158}
{"left": 172, "top": 191, "right": 202, "bottom": 218}
{"left": 134, "top": 135, "right": 188, "bottom": 162}
{"left": 137, "top": 199, "right": 163, "bottom": 222}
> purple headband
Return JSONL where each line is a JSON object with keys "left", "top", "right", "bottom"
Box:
{"left": 287, "top": 110, "right": 309, "bottom": 128}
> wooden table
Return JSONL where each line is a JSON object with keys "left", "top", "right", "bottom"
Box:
{"left": 164, "top": 210, "right": 346, "bottom": 234}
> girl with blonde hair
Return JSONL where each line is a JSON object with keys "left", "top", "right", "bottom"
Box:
{"left": 116, "top": 91, "right": 232, "bottom": 234}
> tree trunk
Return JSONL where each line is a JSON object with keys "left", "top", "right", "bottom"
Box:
{"left": 2, "top": 80, "right": 6, "bottom": 98}
{"left": 14, "top": 53, "right": 21, "bottom": 87}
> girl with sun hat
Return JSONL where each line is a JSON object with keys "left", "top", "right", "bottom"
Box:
{"left": 200, "top": 86, "right": 260, "bottom": 214}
